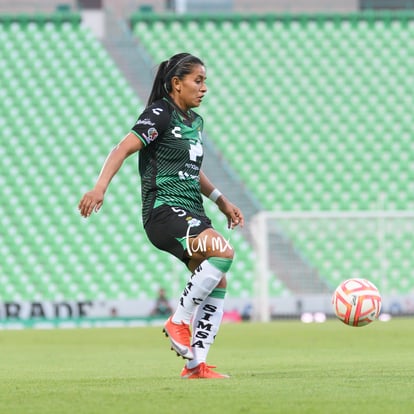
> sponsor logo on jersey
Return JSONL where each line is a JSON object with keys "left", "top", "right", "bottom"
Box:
{"left": 178, "top": 171, "right": 199, "bottom": 181}
{"left": 185, "top": 162, "right": 199, "bottom": 171}
{"left": 136, "top": 118, "right": 155, "bottom": 126}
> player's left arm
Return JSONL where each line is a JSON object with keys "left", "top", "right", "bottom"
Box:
{"left": 200, "top": 170, "right": 244, "bottom": 229}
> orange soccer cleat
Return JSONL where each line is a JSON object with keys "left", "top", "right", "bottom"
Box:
{"left": 163, "top": 316, "right": 194, "bottom": 360}
{"left": 180, "top": 363, "right": 230, "bottom": 379}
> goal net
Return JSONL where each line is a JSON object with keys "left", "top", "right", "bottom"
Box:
{"left": 250, "top": 211, "right": 414, "bottom": 322}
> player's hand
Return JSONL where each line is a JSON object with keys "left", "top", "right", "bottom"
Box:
{"left": 217, "top": 197, "right": 244, "bottom": 229}
{"left": 78, "top": 188, "right": 105, "bottom": 218}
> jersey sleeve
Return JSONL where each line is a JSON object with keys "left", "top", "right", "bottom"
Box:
{"left": 130, "top": 100, "right": 171, "bottom": 146}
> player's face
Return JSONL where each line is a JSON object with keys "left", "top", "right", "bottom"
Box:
{"left": 172, "top": 64, "right": 207, "bottom": 111}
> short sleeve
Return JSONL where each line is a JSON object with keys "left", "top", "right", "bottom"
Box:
{"left": 131, "top": 100, "right": 171, "bottom": 146}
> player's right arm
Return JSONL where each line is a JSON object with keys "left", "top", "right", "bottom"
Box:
{"left": 78, "top": 132, "right": 143, "bottom": 218}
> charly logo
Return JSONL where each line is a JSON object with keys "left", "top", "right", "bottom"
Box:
{"left": 172, "top": 126, "right": 182, "bottom": 138}
{"left": 152, "top": 107, "right": 163, "bottom": 116}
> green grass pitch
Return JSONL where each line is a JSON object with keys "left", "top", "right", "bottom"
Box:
{"left": 0, "top": 319, "right": 413, "bottom": 414}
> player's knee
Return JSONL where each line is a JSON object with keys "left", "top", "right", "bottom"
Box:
{"left": 202, "top": 229, "right": 234, "bottom": 260}
{"left": 213, "top": 238, "right": 234, "bottom": 260}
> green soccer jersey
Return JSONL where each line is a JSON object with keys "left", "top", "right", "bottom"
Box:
{"left": 131, "top": 98, "right": 206, "bottom": 225}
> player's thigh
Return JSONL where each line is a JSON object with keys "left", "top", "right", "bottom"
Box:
{"left": 144, "top": 204, "right": 212, "bottom": 263}
{"left": 186, "top": 228, "right": 234, "bottom": 262}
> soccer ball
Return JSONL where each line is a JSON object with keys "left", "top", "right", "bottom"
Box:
{"left": 332, "top": 278, "right": 382, "bottom": 327}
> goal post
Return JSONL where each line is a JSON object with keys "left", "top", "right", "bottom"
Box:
{"left": 250, "top": 211, "right": 414, "bottom": 322}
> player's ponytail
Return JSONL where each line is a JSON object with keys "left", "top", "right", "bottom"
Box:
{"left": 146, "top": 53, "right": 204, "bottom": 107}
{"left": 146, "top": 60, "right": 169, "bottom": 107}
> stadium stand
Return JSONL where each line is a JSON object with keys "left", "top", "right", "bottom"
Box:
{"left": 2, "top": 10, "right": 414, "bottom": 306}
{"left": 0, "top": 13, "right": 262, "bottom": 303}
{"left": 131, "top": 11, "right": 414, "bottom": 294}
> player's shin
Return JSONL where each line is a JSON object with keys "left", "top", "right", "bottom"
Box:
{"left": 186, "top": 287, "right": 226, "bottom": 369}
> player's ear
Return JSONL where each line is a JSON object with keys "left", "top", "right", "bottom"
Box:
{"left": 172, "top": 76, "right": 181, "bottom": 92}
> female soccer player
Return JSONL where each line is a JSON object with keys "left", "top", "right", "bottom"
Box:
{"left": 78, "top": 53, "right": 244, "bottom": 379}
